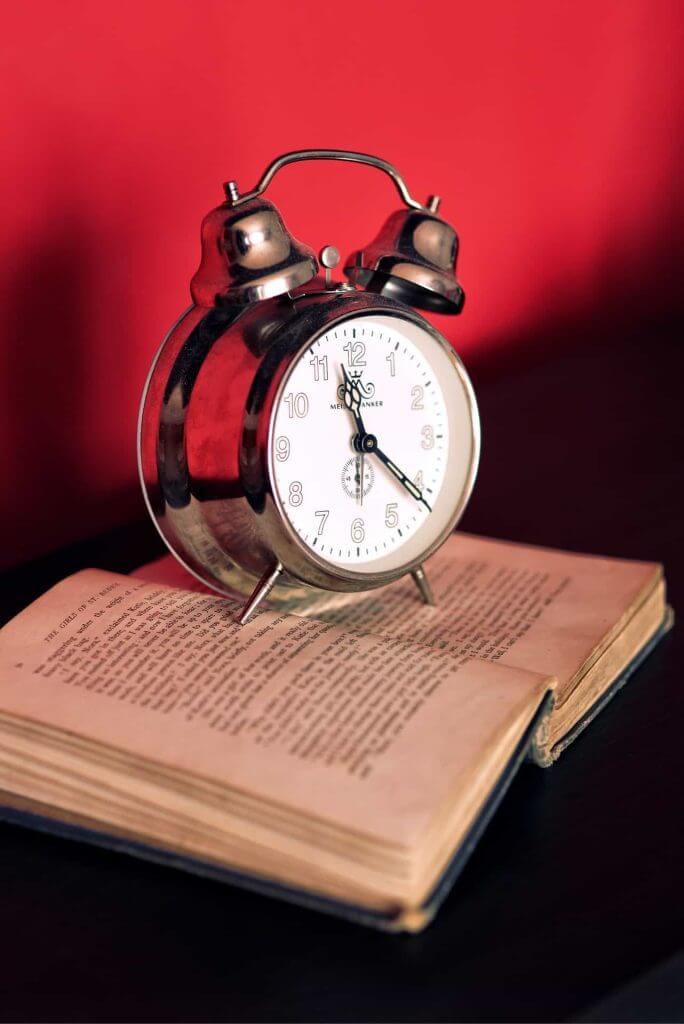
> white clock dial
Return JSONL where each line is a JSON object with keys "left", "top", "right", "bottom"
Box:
{"left": 269, "top": 313, "right": 478, "bottom": 576}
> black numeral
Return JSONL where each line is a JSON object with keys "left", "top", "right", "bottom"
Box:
{"left": 421, "top": 425, "right": 434, "bottom": 450}
{"left": 275, "top": 436, "right": 290, "bottom": 461}
{"left": 309, "top": 354, "right": 328, "bottom": 382}
{"left": 284, "top": 392, "right": 309, "bottom": 418}
{"left": 351, "top": 517, "right": 365, "bottom": 543}
{"left": 343, "top": 340, "right": 366, "bottom": 367}
{"left": 384, "top": 503, "right": 399, "bottom": 528}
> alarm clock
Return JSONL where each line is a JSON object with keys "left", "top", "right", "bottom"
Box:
{"left": 138, "top": 150, "right": 480, "bottom": 624}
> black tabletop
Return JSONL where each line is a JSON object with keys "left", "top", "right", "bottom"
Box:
{"left": 1, "top": 323, "right": 682, "bottom": 1023}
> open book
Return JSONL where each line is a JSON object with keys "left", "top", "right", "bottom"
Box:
{"left": 0, "top": 534, "right": 671, "bottom": 931}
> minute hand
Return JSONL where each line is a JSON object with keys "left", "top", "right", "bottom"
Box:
{"left": 372, "top": 446, "right": 432, "bottom": 512}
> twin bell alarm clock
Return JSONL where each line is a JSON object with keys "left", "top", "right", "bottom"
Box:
{"left": 138, "top": 150, "right": 480, "bottom": 623}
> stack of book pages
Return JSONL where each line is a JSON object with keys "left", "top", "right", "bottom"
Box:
{"left": 0, "top": 533, "right": 670, "bottom": 930}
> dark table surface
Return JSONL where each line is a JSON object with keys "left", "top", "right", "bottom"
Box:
{"left": 1, "top": 324, "right": 682, "bottom": 1023}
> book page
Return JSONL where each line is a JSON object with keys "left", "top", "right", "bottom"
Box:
{"left": 135, "top": 533, "right": 662, "bottom": 707}
{"left": 0, "top": 569, "right": 550, "bottom": 850}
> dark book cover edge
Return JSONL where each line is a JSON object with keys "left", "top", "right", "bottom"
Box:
{"left": 0, "top": 694, "right": 554, "bottom": 933}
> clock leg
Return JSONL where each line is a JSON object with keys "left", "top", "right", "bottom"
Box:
{"left": 237, "top": 562, "right": 284, "bottom": 625}
{"left": 411, "top": 564, "right": 436, "bottom": 606}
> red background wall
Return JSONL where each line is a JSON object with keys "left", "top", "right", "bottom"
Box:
{"left": 1, "top": 0, "right": 682, "bottom": 569}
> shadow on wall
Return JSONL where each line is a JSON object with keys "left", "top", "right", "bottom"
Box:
{"left": 0, "top": 202, "right": 140, "bottom": 570}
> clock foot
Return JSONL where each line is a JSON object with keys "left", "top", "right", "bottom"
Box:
{"left": 237, "top": 562, "right": 283, "bottom": 625}
{"left": 411, "top": 564, "right": 436, "bottom": 606}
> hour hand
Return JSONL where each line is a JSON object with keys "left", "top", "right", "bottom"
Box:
{"left": 339, "top": 365, "right": 367, "bottom": 437}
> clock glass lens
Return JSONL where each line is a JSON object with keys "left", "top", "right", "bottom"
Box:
{"left": 269, "top": 313, "right": 478, "bottom": 575}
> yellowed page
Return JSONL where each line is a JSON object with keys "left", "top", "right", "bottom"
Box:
{"left": 135, "top": 533, "right": 661, "bottom": 708}
{"left": 0, "top": 569, "right": 550, "bottom": 853}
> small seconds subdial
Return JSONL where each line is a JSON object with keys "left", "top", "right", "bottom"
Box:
{"left": 270, "top": 314, "right": 450, "bottom": 573}
{"left": 341, "top": 456, "right": 375, "bottom": 500}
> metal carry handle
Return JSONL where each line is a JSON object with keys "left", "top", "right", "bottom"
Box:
{"left": 225, "top": 149, "right": 433, "bottom": 212}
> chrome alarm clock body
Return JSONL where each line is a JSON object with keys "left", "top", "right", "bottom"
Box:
{"left": 138, "top": 150, "right": 480, "bottom": 622}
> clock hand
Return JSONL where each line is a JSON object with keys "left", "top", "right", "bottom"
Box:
{"left": 371, "top": 444, "right": 432, "bottom": 513}
{"left": 340, "top": 364, "right": 430, "bottom": 511}
{"left": 340, "top": 365, "right": 367, "bottom": 439}
{"left": 341, "top": 367, "right": 366, "bottom": 506}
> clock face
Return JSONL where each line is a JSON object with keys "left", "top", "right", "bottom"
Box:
{"left": 269, "top": 312, "right": 478, "bottom": 577}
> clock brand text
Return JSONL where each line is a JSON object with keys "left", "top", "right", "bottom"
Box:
{"left": 329, "top": 400, "right": 384, "bottom": 410}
